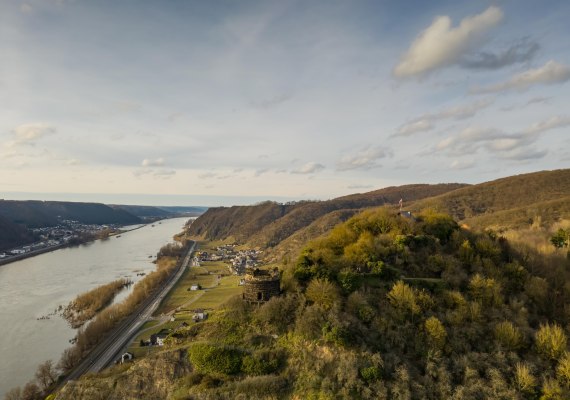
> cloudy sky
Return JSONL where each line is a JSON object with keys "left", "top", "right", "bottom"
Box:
{"left": 1, "top": 0, "right": 569, "bottom": 206}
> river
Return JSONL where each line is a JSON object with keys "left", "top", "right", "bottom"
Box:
{"left": 0, "top": 217, "right": 190, "bottom": 396}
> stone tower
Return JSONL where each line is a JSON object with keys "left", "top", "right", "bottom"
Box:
{"left": 242, "top": 267, "right": 280, "bottom": 303}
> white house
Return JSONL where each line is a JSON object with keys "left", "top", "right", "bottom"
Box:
{"left": 190, "top": 284, "right": 201, "bottom": 291}
{"left": 192, "top": 309, "right": 208, "bottom": 322}
{"left": 121, "top": 352, "right": 134, "bottom": 363}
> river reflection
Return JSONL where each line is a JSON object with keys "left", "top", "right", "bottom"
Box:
{"left": 0, "top": 217, "right": 189, "bottom": 396}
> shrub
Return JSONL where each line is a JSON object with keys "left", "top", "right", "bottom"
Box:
{"left": 188, "top": 343, "right": 242, "bottom": 375}
{"left": 494, "top": 321, "right": 523, "bottom": 351}
{"left": 387, "top": 281, "right": 420, "bottom": 317}
{"left": 513, "top": 362, "right": 536, "bottom": 395}
{"left": 306, "top": 279, "right": 341, "bottom": 310}
{"left": 556, "top": 352, "right": 570, "bottom": 387}
{"left": 424, "top": 316, "right": 447, "bottom": 350}
{"left": 536, "top": 323, "right": 567, "bottom": 361}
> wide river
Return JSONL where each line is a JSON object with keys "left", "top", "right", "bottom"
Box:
{"left": 0, "top": 217, "right": 190, "bottom": 396}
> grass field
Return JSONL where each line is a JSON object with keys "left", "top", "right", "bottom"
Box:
{"left": 125, "top": 242, "right": 245, "bottom": 357}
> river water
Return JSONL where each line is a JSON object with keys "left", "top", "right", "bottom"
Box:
{"left": 0, "top": 217, "right": 190, "bottom": 396}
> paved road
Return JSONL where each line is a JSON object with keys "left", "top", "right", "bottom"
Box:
{"left": 62, "top": 240, "right": 196, "bottom": 383}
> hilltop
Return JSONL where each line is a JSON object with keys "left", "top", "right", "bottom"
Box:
{"left": 188, "top": 170, "right": 570, "bottom": 260}
{"left": 411, "top": 169, "right": 570, "bottom": 230}
{"left": 188, "top": 183, "right": 467, "bottom": 248}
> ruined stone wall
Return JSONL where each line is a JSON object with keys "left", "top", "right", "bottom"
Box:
{"left": 242, "top": 268, "right": 280, "bottom": 303}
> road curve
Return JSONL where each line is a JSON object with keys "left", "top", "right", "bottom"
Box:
{"left": 61, "top": 240, "right": 196, "bottom": 384}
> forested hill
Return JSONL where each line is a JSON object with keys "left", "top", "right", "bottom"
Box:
{"left": 0, "top": 200, "right": 141, "bottom": 228}
{"left": 412, "top": 169, "right": 570, "bottom": 230}
{"left": 187, "top": 183, "right": 468, "bottom": 247}
{"left": 0, "top": 215, "right": 35, "bottom": 251}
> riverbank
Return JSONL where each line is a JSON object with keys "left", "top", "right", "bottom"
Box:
{"left": 0, "top": 217, "right": 190, "bottom": 397}
{"left": 0, "top": 223, "right": 148, "bottom": 268}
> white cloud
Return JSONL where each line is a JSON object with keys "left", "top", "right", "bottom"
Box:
{"left": 133, "top": 168, "right": 176, "bottom": 179}
{"left": 395, "top": 98, "right": 492, "bottom": 137}
{"left": 337, "top": 146, "right": 392, "bottom": 171}
{"left": 433, "top": 115, "right": 566, "bottom": 162}
{"left": 291, "top": 162, "right": 325, "bottom": 174}
{"left": 524, "top": 115, "right": 570, "bottom": 135}
{"left": 66, "top": 158, "right": 81, "bottom": 166}
{"left": 396, "top": 119, "right": 433, "bottom": 136}
{"left": 472, "top": 61, "right": 570, "bottom": 93}
{"left": 141, "top": 157, "right": 165, "bottom": 167}
{"left": 10, "top": 123, "right": 56, "bottom": 146}
{"left": 394, "top": 6, "right": 503, "bottom": 78}
{"left": 450, "top": 160, "right": 475, "bottom": 170}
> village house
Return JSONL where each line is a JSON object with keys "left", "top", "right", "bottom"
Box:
{"left": 192, "top": 309, "right": 208, "bottom": 322}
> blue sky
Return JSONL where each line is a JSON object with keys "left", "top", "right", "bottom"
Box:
{"left": 1, "top": 0, "right": 569, "bottom": 206}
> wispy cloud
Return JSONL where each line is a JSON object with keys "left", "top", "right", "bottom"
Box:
{"left": 291, "top": 162, "right": 325, "bottom": 174}
{"left": 434, "top": 115, "right": 569, "bottom": 161}
{"left": 6, "top": 123, "right": 56, "bottom": 147}
{"left": 141, "top": 157, "right": 165, "bottom": 167}
{"left": 450, "top": 159, "right": 475, "bottom": 170}
{"left": 471, "top": 60, "right": 570, "bottom": 93}
{"left": 395, "top": 98, "right": 492, "bottom": 137}
{"left": 394, "top": 6, "right": 503, "bottom": 78}
{"left": 460, "top": 38, "right": 539, "bottom": 70}
{"left": 337, "top": 146, "right": 392, "bottom": 171}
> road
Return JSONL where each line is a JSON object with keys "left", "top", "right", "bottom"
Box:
{"left": 62, "top": 240, "right": 196, "bottom": 383}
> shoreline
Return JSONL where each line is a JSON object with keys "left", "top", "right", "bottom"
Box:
{"left": 0, "top": 223, "right": 149, "bottom": 268}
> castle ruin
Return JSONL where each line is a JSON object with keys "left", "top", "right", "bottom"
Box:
{"left": 242, "top": 267, "right": 280, "bottom": 303}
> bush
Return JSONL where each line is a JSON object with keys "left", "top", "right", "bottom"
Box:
{"left": 536, "top": 323, "right": 567, "bottom": 361}
{"left": 188, "top": 343, "right": 243, "bottom": 375}
{"left": 494, "top": 321, "right": 523, "bottom": 351}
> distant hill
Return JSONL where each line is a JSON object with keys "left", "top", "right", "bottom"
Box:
{"left": 188, "top": 183, "right": 468, "bottom": 249}
{"left": 111, "top": 205, "right": 208, "bottom": 218}
{"left": 110, "top": 205, "right": 174, "bottom": 218}
{"left": 0, "top": 200, "right": 141, "bottom": 228}
{"left": 411, "top": 169, "right": 570, "bottom": 229}
{"left": 188, "top": 169, "right": 570, "bottom": 260}
{"left": 0, "top": 216, "right": 35, "bottom": 252}
{"left": 0, "top": 200, "right": 142, "bottom": 251}
{"left": 157, "top": 206, "right": 208, "bottom": 216}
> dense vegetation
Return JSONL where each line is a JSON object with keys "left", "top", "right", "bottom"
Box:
{"left": 0, "top": 200, "right": 141, "bottom": 227}
{"left": 188, "top": 183, "right": 468, "bottom": 247}
{"left": 414, "top": 169, "right": 570, "bottom": 228}
{"left": 53, "top": 207, "right": 570, "bottom": 399}
{"left": 0, "top": 215, "right": 34, "bottom": 252}
{"left": 62, "top": 278, "right": 132, "bottom": 328}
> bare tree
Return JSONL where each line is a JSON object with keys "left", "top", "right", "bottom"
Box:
{"left": 21, "top": 382, "right": 42, "bottom": 400}
{"left": 4, "top": 387, "right": 22, "bottom": 400}
{"left": 35, "top": 360, "right": 58, "bottom": 391}
{"left": 57, "top": 347, "right": 81, "bottom": 373}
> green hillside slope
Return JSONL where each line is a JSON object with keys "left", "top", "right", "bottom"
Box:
{"left": 188, "top": 183, "right": 468, "bottom": 247}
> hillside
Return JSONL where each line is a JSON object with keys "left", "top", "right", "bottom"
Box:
{"left": 0, "top": 200, "right": 141, "bottom": 228}
{"left": 0, "top": 200, "right": 142, "bottom": 251}
{"left": 0, "top": 216, "right": 35, "bottom": 252}
{"left": 412, "top": 169, "right": 570, "bottom": 226}
{"left": 53, "top": 207, "right": 570, "bottom": 399}
{"left": 188, "top": 183, "right": 468, "bottom": 248}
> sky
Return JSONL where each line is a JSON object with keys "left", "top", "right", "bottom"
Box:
{"left": 0, "top": 0, "right": 569, "bottom": 206}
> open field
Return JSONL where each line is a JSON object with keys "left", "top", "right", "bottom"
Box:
{"left": 125, "top": 242, "right": 244, "bottom": 357}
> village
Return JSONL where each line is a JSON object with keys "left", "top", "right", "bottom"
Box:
{"left": 0, "top": 220, "right": 124, "bottom": 260}
{"left": 120, "top": 243, "right": 272, "bottom": 364}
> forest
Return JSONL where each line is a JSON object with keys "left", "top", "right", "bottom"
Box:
{"left": 51, "top": 206, "right": 570, "bottom": 399}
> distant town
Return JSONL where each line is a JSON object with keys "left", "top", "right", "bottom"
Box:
{"left": 0, "top": 219, "right": 127, "bottom": 261}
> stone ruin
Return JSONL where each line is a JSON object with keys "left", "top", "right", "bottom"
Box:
{"left": 242, "top": 266, "right": 280, "bottom": 303}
